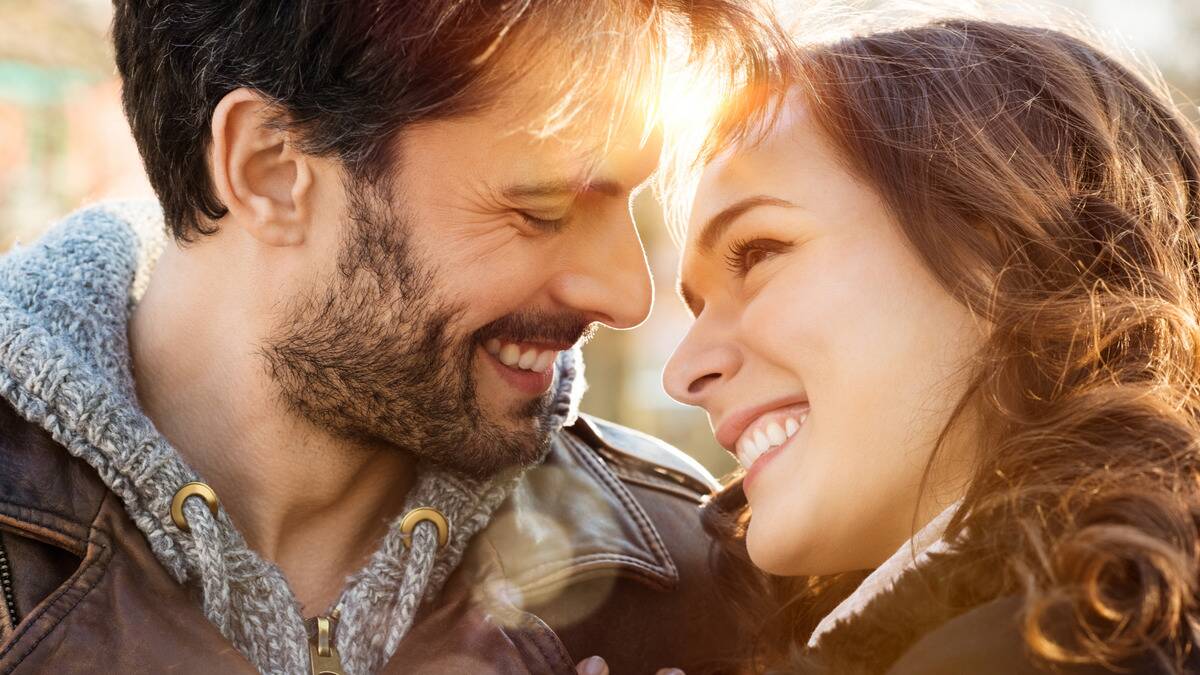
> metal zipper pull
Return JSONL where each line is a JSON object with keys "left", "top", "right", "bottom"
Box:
{"left": 309, "top": 615, "right": 345, "bottom": 675}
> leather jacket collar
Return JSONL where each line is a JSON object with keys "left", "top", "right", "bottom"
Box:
{"left": 466, "top": 419, "right": 682, "bottom": 605}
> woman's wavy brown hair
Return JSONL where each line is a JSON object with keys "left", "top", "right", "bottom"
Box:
{"left": 698, "top": 18, "right": 1200, "bottom": 672}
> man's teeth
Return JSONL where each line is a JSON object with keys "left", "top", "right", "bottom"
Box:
{"left": 737, "top": 412, "right": 807, "bottom": 471}
{"left": 484, "top": 338, "right": 558, "bottom": 373}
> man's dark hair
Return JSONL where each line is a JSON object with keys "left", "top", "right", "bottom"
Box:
{"left": 111, "top": 0, "right": 785, "bottom": 241}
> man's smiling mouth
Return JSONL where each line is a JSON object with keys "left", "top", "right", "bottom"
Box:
{"left": 484, "top": 338, "right": 559, "bottom": 373}
{"left": 480, "top": 338, "right": 573, "bottom": 397}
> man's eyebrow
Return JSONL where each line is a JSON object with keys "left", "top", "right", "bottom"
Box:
{"left": 697, "top": 195, "right": 797, "bottom": 251}
{"left": 502, "top": 178, "right": 624, "bottom": 200}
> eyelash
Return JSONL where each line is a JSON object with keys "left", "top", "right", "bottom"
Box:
{"left": 724, "top": 238, "right": 789, "bottom": 276}
{"left": 518, "top": 211, "right": 567, "bottom": 232}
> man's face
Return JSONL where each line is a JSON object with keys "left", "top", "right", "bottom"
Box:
{"left": 264, "top": 73, "right": 659, "bottom": 477}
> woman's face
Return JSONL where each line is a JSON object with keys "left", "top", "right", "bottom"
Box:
{"left": 663, "top": 99, "right": 987, "bottom": 576}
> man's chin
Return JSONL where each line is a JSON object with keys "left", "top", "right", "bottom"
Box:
{"left": 438, "top": 430, "right": 551, "bottom": 480}
{"left": 476, "top": 367, "right": 556, "bottom": 424}
{"left": 413, "top": 397, "right": 553, "bottom": 479}
{"left": 491, "top": 405, "right": 555, "bottom": 440}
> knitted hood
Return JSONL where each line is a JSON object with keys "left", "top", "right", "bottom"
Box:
{"left": 0, "top": 201, "right": 587, "bottom": 674}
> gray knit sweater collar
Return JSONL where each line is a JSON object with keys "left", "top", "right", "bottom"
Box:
{"left": 0, "top": 201, "right": 586, "bottom": 674}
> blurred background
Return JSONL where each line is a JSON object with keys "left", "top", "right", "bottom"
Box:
{"left": 2, "top": 0, "right": 1198, "bottom": 475}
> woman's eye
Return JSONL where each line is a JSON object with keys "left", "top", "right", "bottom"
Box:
{"left": 724, "top": 238, "right": 790, "bottom": 277}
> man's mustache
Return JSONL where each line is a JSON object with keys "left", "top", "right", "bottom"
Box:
{"left": 474, "top": 311, "right": 597, "bottom": 349}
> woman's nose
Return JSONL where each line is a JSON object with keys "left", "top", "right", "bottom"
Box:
{"left": 662, "top": 322, "right": 741, "bottom": 407}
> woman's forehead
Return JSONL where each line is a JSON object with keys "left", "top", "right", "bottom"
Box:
{"left": 686, "top": 96, "right": 819, "bottom": 246}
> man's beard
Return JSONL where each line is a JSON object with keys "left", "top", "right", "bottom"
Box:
{"left": 260, "top": 181, "right": 591, "bottom": 478}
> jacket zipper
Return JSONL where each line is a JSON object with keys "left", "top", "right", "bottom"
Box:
{"left": 309, "top": 612, "right": 345, "bottom": 675}
{"left": 0, "top": 534, "right": 17, "bottom": 625}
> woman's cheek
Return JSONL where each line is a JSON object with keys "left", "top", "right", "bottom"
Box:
{"left": 740, "top": 258, "right": 853, "bottom": 364}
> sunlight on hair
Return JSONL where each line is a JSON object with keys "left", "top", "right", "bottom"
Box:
{"left": 771, "top": 0, "right": 1086, "bottom": 40}
{"left": 773, "top": 0, "right": 1144, "bottom": 63}
{"left": 773, "top": 0, "right": 1179, "bottom": 115}
{"left": 655, "top": 50, "right": 740, "bottom": 247}
{"left": 657, "top": 25, "right": 748, "bottom": 247}
{"left": 656, "top": 63, "right": 728, "bottom": 144}
{"left": 653, "top": 0, "right": 1175, "bottom": 250}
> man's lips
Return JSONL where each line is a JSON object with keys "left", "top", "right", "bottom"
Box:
{"left": 479, "top": 338, "right": 573, "bottom": 396}
{"left": 483, "top": 338, "right": 567, "bottom": 373}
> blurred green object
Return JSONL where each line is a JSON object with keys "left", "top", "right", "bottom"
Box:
{"left": 0, "top": 61, "right": 94, "bottom": 106}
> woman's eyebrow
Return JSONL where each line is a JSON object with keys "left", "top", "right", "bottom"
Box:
{"left": 677, "top": 195, "right": 799, "bottom": 316}
{"left": 696, "top": 195, "right": 797, "bottom": 252}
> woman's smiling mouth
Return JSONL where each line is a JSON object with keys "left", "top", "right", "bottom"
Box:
{"left": 715, "top": 400, "right": 810, "bottom": 472}
{"left": 735, "top": 404, "right": 809, "bottom": 470}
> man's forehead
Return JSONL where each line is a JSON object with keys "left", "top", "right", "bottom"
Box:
{"left": 479, "top": 33, "right": 659, "bottom": 154}
{"left": 500, "top": 123, "right": 662, "bottom": 198}
{"left": 393, "top": 29, "right": 664, "bottom": 199}
{"left": 492, "top": 135, "right": 656, "bottom": 200}
{"left": 396, "top": 102, "right": 655, "bottom": 191}
{"left": 491, "top": 99, "right": 657, "bottom": 166}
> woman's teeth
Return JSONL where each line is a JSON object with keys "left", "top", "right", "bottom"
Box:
{"left": 737, "top": 411, "right": 807, "bottom": 471}
{"left": 484, "top": 338, "right": 558, "bottom": 373}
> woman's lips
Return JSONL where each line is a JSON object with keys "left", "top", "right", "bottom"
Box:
{"left": 734, "top": 404, "right": 809, "bottom": 471}
{"left": 742, "top": 438, "right": 788, "bottom": 495}
{"left": 714, "top": 398, "right": 810, "bottom": 453}
{"left": 713, "top": 399, "right": 810, "bottom": 495}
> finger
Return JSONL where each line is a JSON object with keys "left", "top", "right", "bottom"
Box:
{"left": 576, "top": 655, "right": 609, "bottom": 675}
{"left": 656, "top": 669, "right": 686, "bottom": 675}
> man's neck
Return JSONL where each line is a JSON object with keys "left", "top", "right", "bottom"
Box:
{"left": 129, "top": 243, "right": 416, "bottom": 616}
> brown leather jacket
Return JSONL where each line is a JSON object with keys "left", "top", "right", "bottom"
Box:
{"left": 0, "top": 399, "right": 752, "bottom": 674}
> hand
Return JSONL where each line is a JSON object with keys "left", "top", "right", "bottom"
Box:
{"left": 576, "top": 656, "right": 608, "bottom": 675}
{"left": 575, "top": 656, "right": 686, "bottom": 675}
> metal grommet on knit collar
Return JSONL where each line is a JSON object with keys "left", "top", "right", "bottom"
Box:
{"left": 170, "top": 481, "right": 220, "bottom": 532}
{"left": 398, "top": 507, "right": 450, "bottom": 549}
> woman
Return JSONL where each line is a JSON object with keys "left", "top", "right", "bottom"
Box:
{"left": 658, "top": 17, "right": 1200, "bottom": 675}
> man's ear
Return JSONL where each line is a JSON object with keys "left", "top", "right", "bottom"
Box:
{"left": 208, "top": 88, "right": 315, "bottom": 246}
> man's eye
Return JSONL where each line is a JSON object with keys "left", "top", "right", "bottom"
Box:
{"left": 724, "top": 238, "right": 790, "bottom": 276}
{"left": 517, "top": 211, "right": 567, "bottom": 232}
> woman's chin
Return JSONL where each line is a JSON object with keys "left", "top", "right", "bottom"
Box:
{"left": 745, "top": 513, "right": 816, "bottom": 576}
{"left": 745, "top": 514, "right": 867, "bottom": 577}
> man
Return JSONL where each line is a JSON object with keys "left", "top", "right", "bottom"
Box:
{"left": 0, "top": 2, "right": 783, "bottom": 673}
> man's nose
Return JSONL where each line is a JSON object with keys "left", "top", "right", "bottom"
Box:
{"left": 663, "top": 315, "right": 741, "bottom": 407}
{"left": 550, "top": 211, "right": 652, "bottom": 329}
